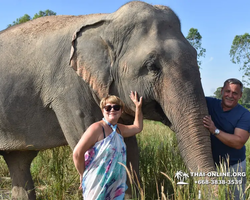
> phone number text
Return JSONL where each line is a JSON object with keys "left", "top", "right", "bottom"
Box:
{"left": 195, "top": 180, "right": 242, "bottom": 185}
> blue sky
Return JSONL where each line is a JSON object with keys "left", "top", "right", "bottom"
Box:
{"left": 1, "top": 0, "right": 249, "bottom": 96}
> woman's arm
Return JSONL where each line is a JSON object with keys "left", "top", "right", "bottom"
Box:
{"left": 72, "top": 123, "right": 100, "bottom": 188}
{"left": 120, "top": 91, "right": 143, "bottom": 137}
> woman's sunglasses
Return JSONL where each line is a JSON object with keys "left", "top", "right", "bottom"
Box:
{"left": 104, "top": 105, "right": 121, "bottom": 112}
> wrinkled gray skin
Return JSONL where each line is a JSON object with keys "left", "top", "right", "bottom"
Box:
{"left": 0, "top": 1, "right": 215, "bottom": 199}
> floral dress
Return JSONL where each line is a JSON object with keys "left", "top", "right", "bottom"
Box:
{"left": 82, "top": 125, "right": 127, "bottom": 200}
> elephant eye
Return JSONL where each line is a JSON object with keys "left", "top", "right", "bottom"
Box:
{"left": 145, "top": 53, "right": 160, "bottom": 73}
{"left": 147, "top": 63, "right": 160, "bottom": 72}
{"left": 139, "top": 53, "right": 161, "bottom": 75}
{"left": 145, "top": 58, "right": 161, "bottom": 74}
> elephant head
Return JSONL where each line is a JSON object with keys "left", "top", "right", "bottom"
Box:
{"left": 70, "top": 2, "right": 215, "bottom": 173}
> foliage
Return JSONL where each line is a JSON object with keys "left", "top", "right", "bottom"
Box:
{"left": 7, "top": 14, "right": 31, "bottom": 27}
{"left": 213, "top": 87, "right": 222, "bottom": 99}
{"left": 242, "top": 87, "right": 250, "bottom": 103}
{"left": 186, "top": 28, "right": 206, "bottom": 68}
{"left": 33, "top": 10, "right": 56, "bottom": 19}
{"left": 136, "top": 120, "right": 186, "bottom": 199}
{"left": 31, "top": 146, "right": 81, "bottom": 199}
{"left": 7, "top": 9, "right": 56, "bottom": 28}
{"left": 0, "top": 156, "right": 11, "bottom": 199}
{"left": 229, "top": 33, "right": 250, "bottom": 84}
{"left": 240, "top": 87, "right": 250, "bottom": 108}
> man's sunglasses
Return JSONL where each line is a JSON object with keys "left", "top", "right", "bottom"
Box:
{"left": 104, "top": 105, "right": 121, "bottom": 112}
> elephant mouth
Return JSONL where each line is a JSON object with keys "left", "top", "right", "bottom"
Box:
{"left": 143, "top": 100, "right": 171, "bottom": 127}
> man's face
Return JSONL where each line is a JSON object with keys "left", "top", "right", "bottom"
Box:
{"left": 221, "top": 82, "right": 242, "bottom": 111}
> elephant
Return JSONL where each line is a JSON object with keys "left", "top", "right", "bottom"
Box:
{"left": 0, "top": 1, "right": 215, "bottom": 199}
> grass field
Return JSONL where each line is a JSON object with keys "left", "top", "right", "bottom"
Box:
{"left": 0, "top": 120, "right": 250, "bottom": 199}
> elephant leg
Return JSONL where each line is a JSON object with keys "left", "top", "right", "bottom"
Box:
{"left": 124, "top": 136, "right": 140, "bottom": 199}
{"left": 2, "top": 151, "right": 38, "bottom": 200}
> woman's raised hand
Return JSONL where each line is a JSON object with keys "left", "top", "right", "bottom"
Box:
{"left": 129, "top": 91, "right": 143, "bottom": 108}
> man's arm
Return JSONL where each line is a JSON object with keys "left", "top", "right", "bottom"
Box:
{"left": 203, "top": 116, "right": 249, "bottom": 149}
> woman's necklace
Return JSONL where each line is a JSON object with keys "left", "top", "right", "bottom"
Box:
{"left": 102, "top": 118, "right": 117, "bottom": 132}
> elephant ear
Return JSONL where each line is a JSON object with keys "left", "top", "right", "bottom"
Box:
{"left": 69, "top": 16, "right": 115, "bottom": 99}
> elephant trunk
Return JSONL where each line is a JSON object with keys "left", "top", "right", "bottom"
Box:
{"left": 174, "top": 112, "right": 215, "bottom": 173}
{"left": 160, "top": 72, "right": 215, "bottom": 173}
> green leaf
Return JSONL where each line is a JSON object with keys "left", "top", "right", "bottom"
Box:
{"left": 229, "top": 33, "right": 250, "bottom": 84}
{"left": 186, "top": 28, "right": 206, "bottom": 68}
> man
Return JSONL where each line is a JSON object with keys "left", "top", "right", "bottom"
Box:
{"left": 203, "top": 78, "right": 250, "bottom": 200}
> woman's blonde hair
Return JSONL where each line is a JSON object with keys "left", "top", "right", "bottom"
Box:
{"left": 100, "top": 95, "right": 125, "bottom": 110}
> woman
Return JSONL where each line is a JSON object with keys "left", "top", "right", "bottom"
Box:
{"left": 73, "top": 91, "right": 143, "bottom": 200}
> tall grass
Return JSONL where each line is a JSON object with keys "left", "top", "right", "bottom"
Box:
{"left": 31, "top": 147, "right": 82, "bottom": 200}
{"left": 0, "top": 120, "right": 250, "bottom": 199}
{"left": 137, "top": 120, "right": 187, "bottom": 199}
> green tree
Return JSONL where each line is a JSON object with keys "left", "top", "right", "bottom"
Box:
{"left": 229, "top": 33, "right": 250, "bottom": 84}
{"left": 33, "top": 10, "right": 56, "bottom": 19}
{"left": 213, "top": 87, "right": 222, "bottom": 99}
{"left": 186, "top": 28, "right": 206, "bottom": 67}
{"left": 8, "top": 14, "right": 31, "bottom": 27}
{"left": 7, "top": 10, "right": 56, "bottom": 28}
{"left": 242, "top": 87, "right": 250, "bottom": 103}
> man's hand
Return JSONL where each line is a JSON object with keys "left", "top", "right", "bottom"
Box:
{"left": 203, "top": 115, "right": 216, "bottom": 134}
